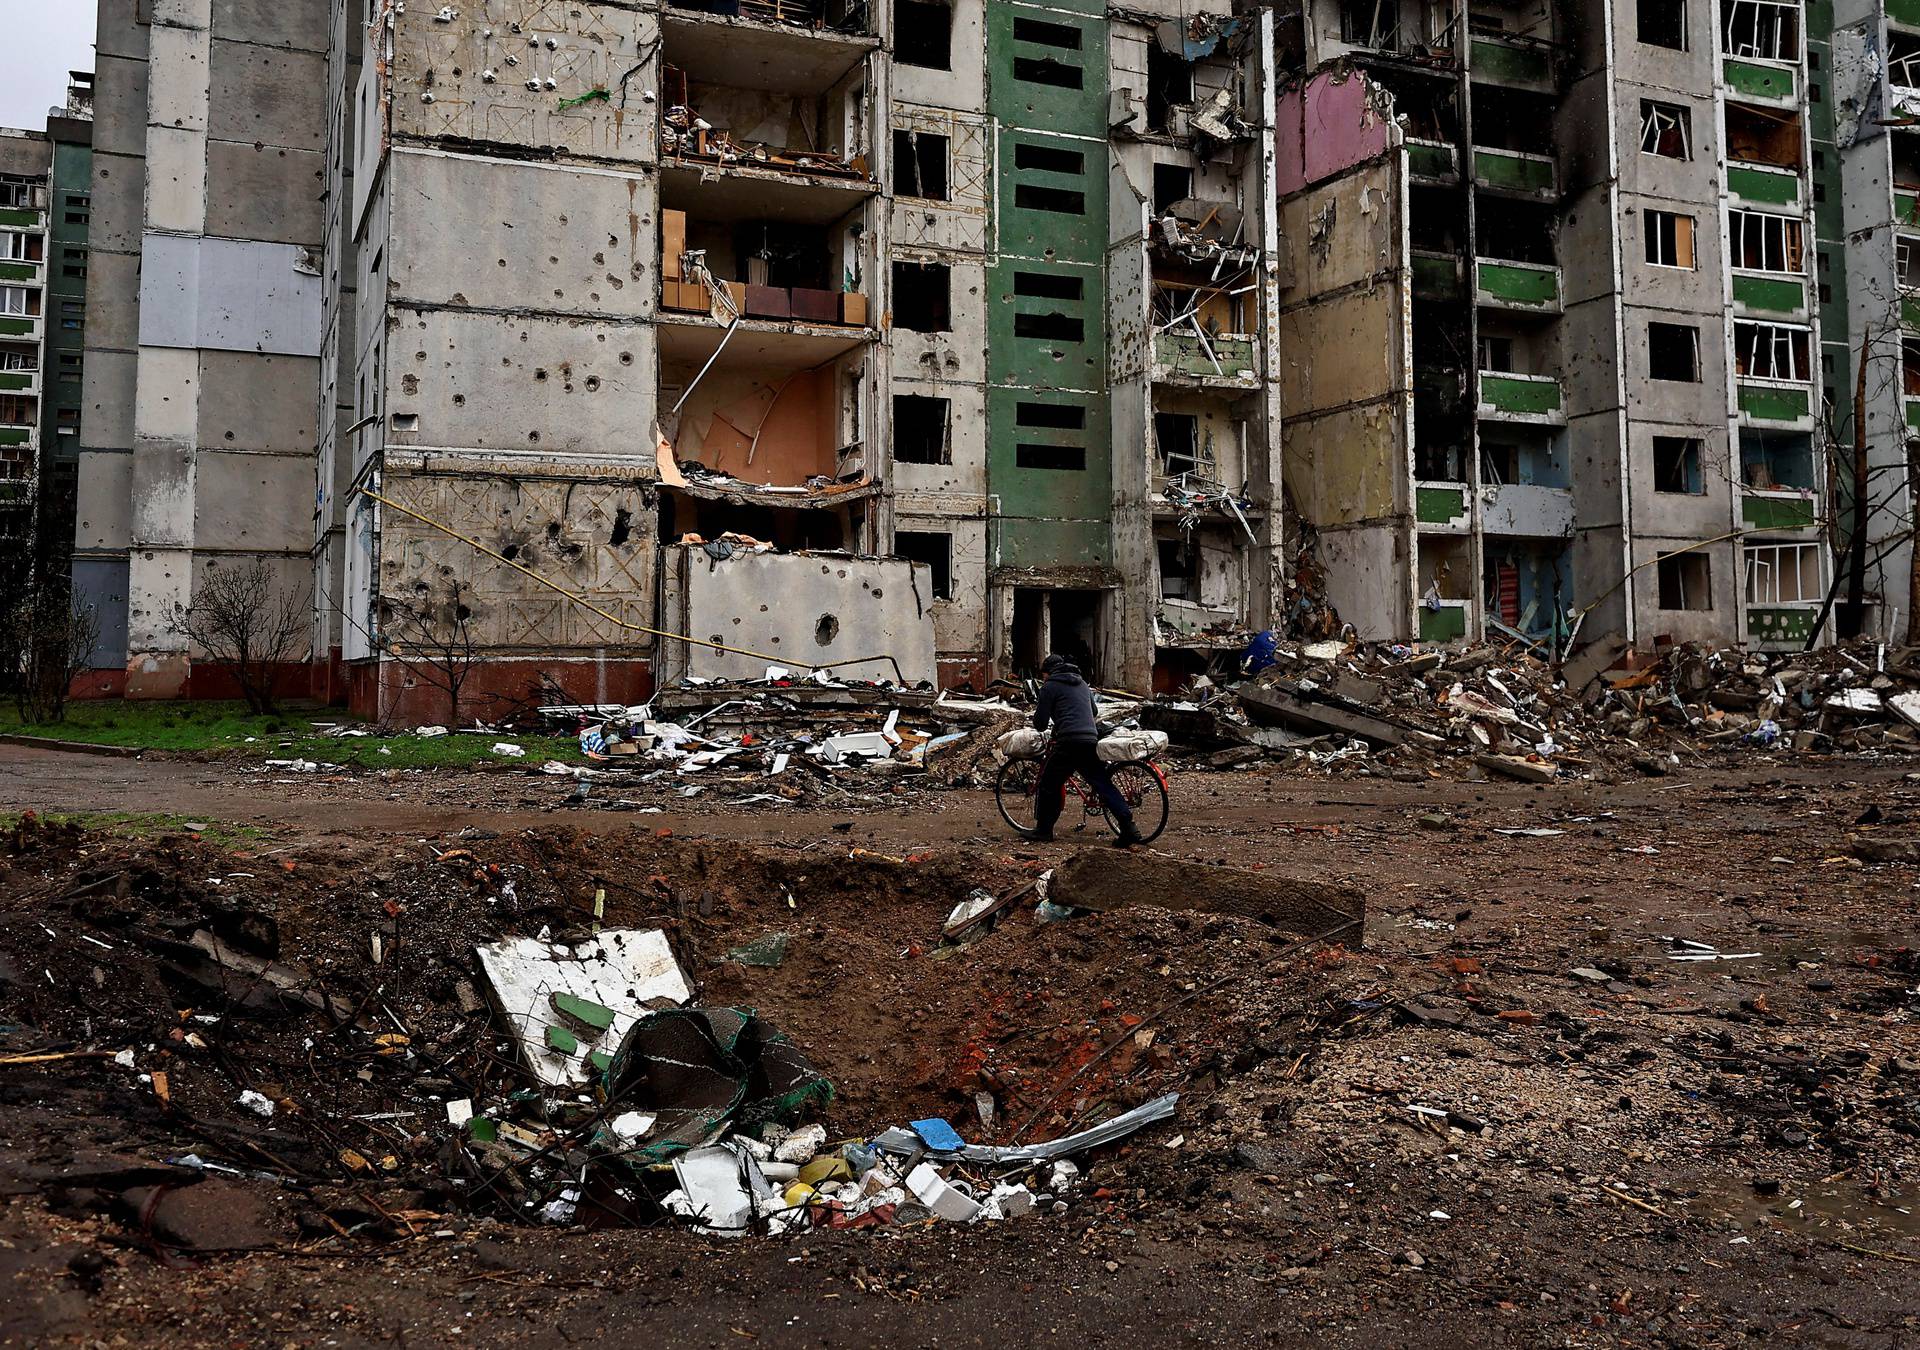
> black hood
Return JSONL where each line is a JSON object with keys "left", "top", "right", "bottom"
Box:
{"left": 1044, "top": 663, "right": 1085, "bottom": 687}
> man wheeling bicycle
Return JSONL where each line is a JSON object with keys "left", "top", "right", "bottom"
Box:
{"left": 1029, "top": 653, "right": 1144, "bottom": 848}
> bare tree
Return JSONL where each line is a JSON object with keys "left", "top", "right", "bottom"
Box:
{"left": 181, "top": 560, "right": 310, "bottom": 716}
{"left": 2, "top": 582, "right": 99, "bottom": 724}
{"left": 382, "top": 572, "right": 480, "bottom": 728}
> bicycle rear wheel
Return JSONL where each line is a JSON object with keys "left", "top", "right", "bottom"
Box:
{"left": 1105, "top": 762, "right": 1169, "bottom": 844}
{"left": 995, "top": 757, "right": 1044, "bottom": 835}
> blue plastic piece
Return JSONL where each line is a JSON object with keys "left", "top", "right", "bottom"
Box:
{"left": 909, "top": 1118, "right": 965, "bottom": 1152}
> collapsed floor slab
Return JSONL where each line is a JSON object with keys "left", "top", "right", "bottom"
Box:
{"left": 1047, "top": 850, "right": 1365, "bottom": 942}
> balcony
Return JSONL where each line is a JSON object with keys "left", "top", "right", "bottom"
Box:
{"left": 1407, "top": 139, "right": 1459, "bottom": 184}
{"left": 1905, "top": 293, "right": 1920, "bottom": 333}
{"left": 1895, "top": 0, "right": 1920, "bottom": 29}
{"left": 1416, "top": 481, "right": 1470, "bottom": 530}
{"left": 0, "top": 208, "right": 42, "bottom": 230}
{"left": 1728, "top": 164, "right": 1800, "bottom": 209}
{"left": 1722, "top": 58, "right": 1798, "bottom": 105}
{"left": 1152, "top": 330, "right": 1257, "bottom": 387}
{"left": 1737, "top": 380, "right": 1814, "bottom": 426}
{"left": 1741, "top": 489, "right": 1818, "bottom": 532}
{"left": 0, "top": 258, "right": 41, "bottom": 284}
{"left": 0, "top": 315, "right": 42, "bottom": 342}
{"left": 1469, "top": 35, "right": 1555, "bottom": 92}
{"left": 1471, "top": 146, "right": 1556, "bottom": 200}
{"left": 1481, "top": 482, "right": 1573, "bottom": 537}
{"left": 1475, "top": 258, "right": 1561, "bottom": 314}
{"left": 0, "top": 368, "right": 39, "bottom": 396}
{"left": 1419, "top": 600, "right": 1471, "bottom": 643}
{"left": 0, "top": 423, "right": 34, "bottom": 449}
{"left": 1731, "top": 271, "right": 1808, "bottom": 319}
{"left": 1411, "top": 250, "right": 1464, "bottom": 302}
{"left": 1478, "top": 371, "right": 1565, "bottom": 423}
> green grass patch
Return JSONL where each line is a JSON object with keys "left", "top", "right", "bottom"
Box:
{"left": 0, "top": 700, "right": 568, "bottom": 770}
{"left": 1, "top": 810, "right": 276, "bottom": 847}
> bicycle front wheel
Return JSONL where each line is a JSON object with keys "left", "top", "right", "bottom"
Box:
{"left": 995, "top": 757, "right": 1044, "bottom": 835}
{"left": 1106, "top": 762, "right": 1169, "bottom": 844}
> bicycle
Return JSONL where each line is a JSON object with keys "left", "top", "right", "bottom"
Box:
{"left": 995, "top": 739, "right": 1170, "bottom": 845}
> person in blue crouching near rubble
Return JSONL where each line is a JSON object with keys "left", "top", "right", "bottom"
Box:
{"left": 1029, "top": 653, "right": 1144, "bottom": 848}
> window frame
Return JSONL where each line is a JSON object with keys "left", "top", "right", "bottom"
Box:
{"left": 1744, "top": 542, "right": 1821, "bottom": 606}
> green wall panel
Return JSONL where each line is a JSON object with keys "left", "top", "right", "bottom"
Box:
{"left": 1722, "top": 59, "right": 1796, "bottom": 101}
{"left": 0, "top": 262, "right": 37, "bottom": 282}
{"left": 0, "top": 428, "right": 28, "bottom": 447}
{"left": 1416, "top": 486, "right": 1467, "bottom": 524}
{"left": 1742, "top": 493, "right": 1817, "bottom": 529}
{"left": 0, "top": 372, "right": 31, "bottom": 392}
{"left": 1727, "top": 165, "right": 1798, "bottom": 206}
{"left": 0, "top": 208, "right": 38, "bottom": 228}
{"left": 1470, "top": 37, "right": 1551, "bottom": 87}
{"left": 1419, "top": 605, "right": 1469, "bottom": 642}
{"left": 1891, "top": 0, "right": 1920, "bottom": 29}
{"left": 1731, "top": 273, "right": 1806, "bottom": 314}
{"left": 988, "top": 5, "right": 1106, "bottom": 135}
{"left": 1904, "top": 295, "right": 1920, "bottom": 332}
{"left": 1747, "top": 606, "right": 1816, "bottom": 643}
{"left": 1908, "top": 398, "right": 1920, "bottom": 432}
{"left": 1738, "top": 384, "right": 1811, "bottom": 422}
{"left": 992, "top": 516, "right": 1112, "bottom": 570}
{"left": 1407, "top": 141, "right": 1456, "bottom": 180}
{"left": 1412, "top": 253, "right": 1462, "bottom": 300}
{"left": 1480, "top": 373, "right": 1563, "bottom": 416}
{"left": 987, "top": 387, "right": 1109, "bottom": 521}
{"left": 988, "top": 260, "right": 1103, "bottom": 389}
{"left": 996, "top": 130, "right": 1104, "bottom": 259}
{"left": 1477, "top": 261, "right": 1559, "bottom": 308}
{"left": 0, "top": 318, "right": 33, "bottom": 336}
{"left": 1472, "top": 148, "right": 1554, "bottom": 194}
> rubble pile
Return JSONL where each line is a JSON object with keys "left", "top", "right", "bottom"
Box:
{"left": 1127, "top": 637, "right": 1920, "bottom": 782}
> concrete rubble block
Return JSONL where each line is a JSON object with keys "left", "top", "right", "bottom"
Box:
{"left": 1047, "top": 851, "right": 1365, "bottom": 943}
{"left": 1477, "top": 753, "right": 1559, "bottom": 784}
{"left": 1239, "top": 681, "right": 1407, "bottom": 747}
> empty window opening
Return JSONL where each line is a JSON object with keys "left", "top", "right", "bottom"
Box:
{"left": 1648, "top": 322, "right": 1701, "bottom": 381}
{"left": 1017, "top": 401, "right": 1087, "bottom": 430}
{"left": 1152, "top": 162, "right": 1194, "bottom": 216}
{"left": 1476, "top": 199, "right": 1558, "bottom": 265}
{"left": 0, "top": 394, "right": 33, "bottom": 425}
{"left": 1745, "top": 542, "right": 1820, "bottom": 606}
{"left": 1645, "top": 210, "right": 1697, "bottom": 268}
{"left": 1653, "top": 436, "right": 1705, "bottom": 493}
{"left": 1725, "top": 102, "right": 1802, "bottom": 167}
{"left": 1478, "top": 334, "right": 1517, "bottom": 372}
{"left": 1014, "top": 182, "right": 1087, "bottom": 215}
{"left": 1729, "top": 209, "right": 1805, "bottom": 272}
{"left": 1340, "top": 0, "right": 1401, "bottom": 49}
{"left": 1016, "top": 442, "right": 1087, "bottom": 470}
{"left": 1013, "top": 142, "right": 1084, "bottom": 176}
{"left": 893, "top": 129, "right": 949, "bottom": 201}
{"left": 896, "top": 0, "right": 951, "bottom": 69}
{"left": 1013, "top": 16, "right": 1081, "bottom": 49}
{"left": 1723, "top": 0, "right": 1801, "bottom": 64}
{"left": 1656, "top": 552, "right": 1713, "bottom": 610}
{"left": 1014, "top": 55, "right": 1082, "bottom": 89}
{"left": 1157, "top": 537, "right": 1198, "bottom": 600}
{"left": 896, "top": 530, "right": 954, "bottom": 600}
{"left": 1892, "top": 32, "right": 1920, "bottom": 88}
{"left": 1155, "top": 412, "right": 1199, "bottom": 476}
{"left": 893, "top": 394, "right": 950, "bottom": 464}
{"left": 1013, "top": 271, "right": 1083, "bottom": 300}
{"left": 1741, "top": 430, "right": 1815, "bottom": 489}
{"left": 1146, "top": 45, "right": 1193, "bottom": 132}
{"left": 1901, "top": 238, "right": 1920, "bottom": 291}
{"left": 1640, "top": 100, "right": 1692, "bottom": 159}
{"left": 1735, "top": 321, "right": 1810, "bottom": 381}
{"left": 1639, "top": 0, "right": 1688, "bottom": 49}
{"left": 892, "top": 260, "right": 951, "bottom": 332}
{"left": 1013, "top": 310, "right": 1084, "bottom": 342}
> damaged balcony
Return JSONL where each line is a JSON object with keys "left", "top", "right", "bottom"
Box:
{"left": 1406, "top": 139, "right": 1459, "bottom": 185}
{"left": 1483, "top": 540, "right": 1573, "bottom": 645}
{"left": 1730, "top": 164, "right": 1801, "bottom": 210}
{"left": 1730, "top": 205, "right": 1809, "bottom": 318}
{"left": 1416, "top": 481, "right": 1471, "bottom": 532}
{"left": 1416, "top": 534, "right": 1473, "bottom": 642}
{"left": 1744, "top": 541, "right": 1823, "bottom": 649}
{"left": 1724, "top": 101, "right": 1804, "bottom": 181}
{"left": 0, "top": 358, "right": 38, "bottom": 396}
{"left": 1739, "top": 430, "right": 1818, "bottom": 532}
{"left": 1475, "top": 259, "right": 1561, "bottom": 314}
{"left": 1479, "top": 434, "right": 1572, "bottom": 539}
{"left": 1734, "top": 320, "right": 1814, "bottom": 429}
{"left": 1478, "top": 371, "right": 1564, "bottom": 424}
{"left": 1467, "top": 33, "right": 1556, "bottom": 94}
{"left": 1471, "top": 147, "right": 1556, "bottom": 201}
{"left": 1149, "top": 226, "right": 1261, "bottom": 390}
{"left": 658, "top": 202, "right": 874, "bottom": 332}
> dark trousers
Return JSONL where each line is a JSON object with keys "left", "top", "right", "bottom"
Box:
{"left": 1035, "top": 740, "right": 1133, "bottom": 833}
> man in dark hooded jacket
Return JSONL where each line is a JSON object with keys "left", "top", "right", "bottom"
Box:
{"left": 1029, "top": 654, "right": 1142, "bottom": 846}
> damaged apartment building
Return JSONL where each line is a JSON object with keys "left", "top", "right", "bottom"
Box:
{"left": 1274, "top": 0, "right": 1919, "bottom": 650}
{"left": 73, "top": 0, "right": 1283, "bottom": 709}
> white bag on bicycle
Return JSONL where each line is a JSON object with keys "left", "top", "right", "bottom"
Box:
{"left": 998, "top": 727, "right": 1047, "bottom": 760}
{"left": 1096, "top": 730, "right": 1168, "bottom": 764}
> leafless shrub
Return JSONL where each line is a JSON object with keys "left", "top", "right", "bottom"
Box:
{"left": 181, "top": 560, "right": 310, "bottom": 716}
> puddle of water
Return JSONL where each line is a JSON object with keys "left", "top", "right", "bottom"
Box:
{"left": 1691, "top": 1177, "right": 1920, "bottom": 1242}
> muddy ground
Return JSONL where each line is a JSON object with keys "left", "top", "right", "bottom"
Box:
{"left": 0, "top": 741, "right": 1917, "bottom": 1347}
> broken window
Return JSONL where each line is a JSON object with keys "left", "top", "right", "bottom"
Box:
{"left": 1146, "top": 44, "right": 1193, "bottom": 133}
{"left": 1891, "top": 32, "right": 1920, "bottom": 89}
{"left": 1157, "top": 537, "right": 1198, "bottom": 599}
{"left": 1480, "top": 440, "right": 1519, "bottom": 485}
{"left": 0, "top": 352, "right": 33, "bottom": 372}
{"left": 1648, "top": 322, "right": 1701, "bottom": 382}
{"left": 891, "top": 260, "right": 951, "bottom": 332}
{"left": 1900, "top": 238, "right": 1920, "bottom": 291}
{"left": 1725, "top": 102, "right": 1801, "bottom": 167}
{"left": 1340, "top": 0, "right": 1401, "bottom": 50}
{"left": 0, "top": 395, "right": 31, "bottom": 425}
{"left": 893, "top": 129, "right": 949, "bottom": 201}
{"left": 1013, "top": 141, "right": 1083, "bottom": 175}
{"left": 1728, "top": 209, "right": 1805, "bottom": 272}
{"left": 1644, "top": 210, "right": 1696, "bottom": 268}
{"left": 895, "top": 0, "right": 951, "bottom": 69}
{"left": 1656, "top": 552, "right": 1712, "bottom": 610}
{"left": 1653, "top": 436, "right": 1704, "bottom": 494}
{"left": 1014, "top": 182, "right": 1087, "bottom": 215}
{"left": 1478, "top": 335, "right": 1516, "bottom": 373}
{"left": 1722, "top": 0, "right": 1800, "bottom": 63}
{"left": 1741, "top": 430, "right": 1815, "bottom": 488}
{"left": 1640, "top": 100, "right": 1692, "bottom": 159}
{"left": 1639, "top": 0, "right": 1687, "bottom": 50}
{"left": 1734, "top": 321, "right": 1810, "bottom": 381}
{"left": 1014, "top": 310, "right": 1083, "bottom": 342}
{"left": 1152, "top": 163, "right": 1193, "bottom": 216}
{"left": 896, "top": 530, "right": 954, "bottom": 600}
{"left": 0, "top": 178, "right": 38, "bottom": 210}
{"left": 893, "top": 394, "right": 950, "bottom": 464}
{"left": 0, "top": 232, "right": 40, "bottom": 262}
{"left": 1154, "top": 412, "right": 1199, "bottom": 477}
{"left": 1745, "top": 543, "right": 1820, "bottom": 605}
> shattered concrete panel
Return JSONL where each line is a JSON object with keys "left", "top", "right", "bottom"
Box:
{"left": 658, "top": 548, "right": 938, "bottom": 684}
{"left": 388, "top": 2, "right": 659, "bottom": 163}
{"left": 889, "top": 107, "right": 991, "bottom": 253}
{"left": 377, "top": 459, "right": 659, "bottom": 654}
{"left": 1281, "top": 402, "right": 1405, "bottom": 528}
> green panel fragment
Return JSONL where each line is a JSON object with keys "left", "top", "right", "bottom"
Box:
{"left": 1738, "top": 384, "right": 1811, "bottom": 422}
{"left": 468, "top": 1118, "right": 498, "bottom": 1143}
{"left": 1412, "top": 253, "right": 1462, "bottom": 300}
{"left": 550, "top": 991, "right": 615, "bottom": 1032}
{"left": 1892, "top": 0, "right": 1920, "bottom": 28}
{"left": 545, "top": 1024, "right": 580, "bottom": 1055}
{"left": 1732, "top": 273, "right": 1806, "bottom": 314}
{"left": 1727, "top": 165, "right": 1798, "bottom": 206}
{"left": 1470, "top": 37, "right": 1552, "bottom": 86}
{"left": 1407, "top": 141, "right": 1456, "bottom": 179}
{"left": 1419, "top": 606, "right": 1469, "bottom": 642}
{"left": 1747, "top": 606, "right": 1816, "bottom": 642}
{"left": 1477, "top": 261, "right": 1559, "bottom": 308}
{"left": 1723, "top": 59, "right": 1796, "bottom": 101}
{"left": 589, "top": 1051, "right": 614, "bottom": 1074}
{"left": 1473, "top": 148, "right": 1555, "bottom": 194}
{"left": 1416, "top": 485, "right": 1467, "bottom": 524}
{"left": 0, "top": 208, "right": 38, "bottom": 228}
{"left": 1741, "top": 494, "right": 1817, "bottom": 530}
{"left": 1480, "top": 373, "right": 1562, "bottom": 416}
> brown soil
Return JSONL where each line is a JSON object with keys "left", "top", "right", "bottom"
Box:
{"left": 0, "top": 743, "right": 1917, "bottom": 1347}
